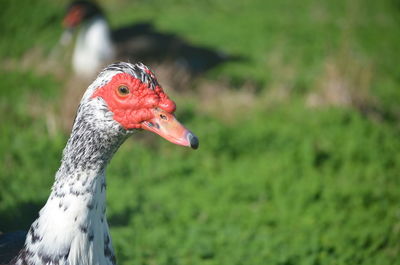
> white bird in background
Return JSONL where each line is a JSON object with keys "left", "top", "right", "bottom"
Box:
{"left": 61, "top": 0, "right": 237, "bottom": 80}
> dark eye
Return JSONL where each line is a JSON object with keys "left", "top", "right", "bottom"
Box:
{"left": 117, "top": 85, "right": 130, "bottom": 96}
{"left": 160, "top": 114, "right": 167, "bottom": 120}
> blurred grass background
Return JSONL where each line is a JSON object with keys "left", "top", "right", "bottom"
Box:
{"left": 1, "top": 0, "right": 400, "bottom": 264}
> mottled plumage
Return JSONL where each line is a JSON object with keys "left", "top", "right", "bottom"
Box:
{"left": 4, "top": 62, "right": 198, "bottom": 265}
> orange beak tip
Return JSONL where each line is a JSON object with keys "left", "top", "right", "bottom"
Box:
{"left": 140, "top": 110, "right": 199, "bottom": 150}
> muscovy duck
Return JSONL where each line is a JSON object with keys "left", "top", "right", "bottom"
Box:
{"left": 62, "top": 0, "right": 233, "bottom": 79}
{"left": 1, "top": 62, "right": 198, "bottom": 265}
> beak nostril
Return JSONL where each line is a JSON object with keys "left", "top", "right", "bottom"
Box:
{"left": 142, "top": 109, "right": 198, "bottom": 149}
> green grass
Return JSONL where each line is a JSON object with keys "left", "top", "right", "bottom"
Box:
{"left": 1, "top": 0, "right": 400, "bottom": 264}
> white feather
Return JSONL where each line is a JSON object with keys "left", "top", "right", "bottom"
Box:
{"left": 72, "top": 16, "right": 115, "bottom": 78}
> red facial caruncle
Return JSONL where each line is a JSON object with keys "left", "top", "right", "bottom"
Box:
{"left": 63, "top": 6, "right": 84, "bottom": 28}
{"left": 92, "top": 72, "right": 198, "bottom": 149}
{"left": 92, "top": 73, "right": 175, "bottom": 129}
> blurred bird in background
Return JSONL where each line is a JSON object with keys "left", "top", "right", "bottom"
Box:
{"left": 60, "top": 0, "right": 238, "bottom": 82}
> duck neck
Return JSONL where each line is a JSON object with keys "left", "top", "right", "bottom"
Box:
{"left": 59, "top": 105, "right": 127, "bottom": 175}
{"left": 14, "top": 107, "right": 128, "bottom": 265}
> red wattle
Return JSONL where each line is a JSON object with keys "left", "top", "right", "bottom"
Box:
{"left": 91, "top": 73, "right": 176, "bottom": 129}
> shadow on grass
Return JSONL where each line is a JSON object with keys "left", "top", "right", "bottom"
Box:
{"left": 0, "top": 201, "right": 45, "bottom": 263}
{"left": 0, "top": 201, "right": 43, "bottom": 232}
{"left": 112, "top": 21, "right": 246, "bottom": 75}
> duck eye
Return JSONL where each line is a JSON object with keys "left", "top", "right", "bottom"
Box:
{"left": 160, "top": 114, "right": 167, "bottom": 120}
{"left": 117, "top": 85, "right": 130, "bottom": 96}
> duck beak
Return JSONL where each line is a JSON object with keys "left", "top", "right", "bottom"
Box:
{"left": 59, "top": 29, "right": 74, "bottom": 46}
{"left": 141, "top": 109, "right": 199, "bottom": 149}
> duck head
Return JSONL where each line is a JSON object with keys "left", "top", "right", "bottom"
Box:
{"left": 80, "top": 62, "right": 199, "bottom": 149}
{"left": 63, "top": 0, "right": 104, "bottom": 28}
